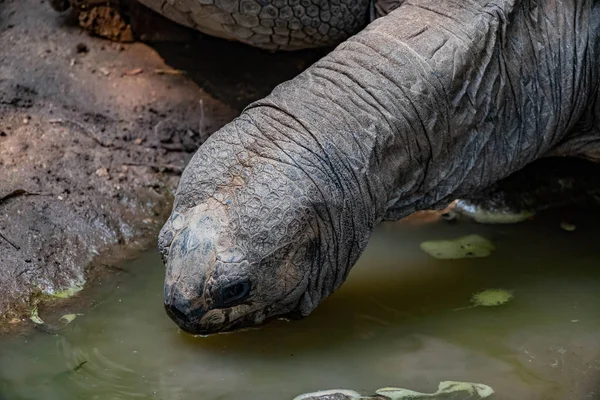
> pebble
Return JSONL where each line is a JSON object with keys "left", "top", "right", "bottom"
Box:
{"left": 95, "top": 167, "right": 109, "bottom": 177}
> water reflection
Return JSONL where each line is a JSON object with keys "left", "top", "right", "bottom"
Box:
{"left": 1, "top": 210, "right": 599, "bottom": 400}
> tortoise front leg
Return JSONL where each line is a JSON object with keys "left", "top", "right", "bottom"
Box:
{"left": 454, "top": 157, "right": 600, "bottom": 224}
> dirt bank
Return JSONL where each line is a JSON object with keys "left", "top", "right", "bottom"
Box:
{"left": 0, "top": 0, "right": 323, "bottom": 329}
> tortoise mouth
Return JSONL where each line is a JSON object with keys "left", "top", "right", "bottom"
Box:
{"left": 164, "top": 302, "right": 208, "bottom": 332}
{"left": 164, "top": 303, "right": 297, "bottom": 336}
{"left": 172, "top": 317, "right": 256, "bottom": 337}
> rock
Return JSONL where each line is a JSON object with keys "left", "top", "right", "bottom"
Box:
{"left": 95, "top": 167, "right": 109, "bottom": 177}
{"left": 0, "top": 0, "right": 240, "bottom": 328}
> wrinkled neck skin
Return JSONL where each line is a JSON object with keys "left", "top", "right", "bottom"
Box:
{"left": 163, "top": 0, "right": 599, "bottom": 318}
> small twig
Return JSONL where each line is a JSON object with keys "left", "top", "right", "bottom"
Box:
{"left": 122, "top": 67, "right": 143, "bottom": 77}
{"left": 154, "top": 68, "right": 184, "bottom": 75}
{"left": 0, "top": 230, "right": 20, "bottom": 250}
{"left": 73, "top": 361, "right": 88, "bottom": 372}
{"left": 122, "top": 162, "right": 184, "bottom": 173}
{"left": 198, "top": 99, "right": 209, "bottom": 143}
{"left": 49, "top": 118, "right": 114, "bottom": 148}
{"left": 144, "top": 142, "right": 190, "bottom": 152}
{"left": 98, "top": 263, "right": 133, "bottom": 275}
{"left": 0, "top": 189, "right": 49, "bottom": 206}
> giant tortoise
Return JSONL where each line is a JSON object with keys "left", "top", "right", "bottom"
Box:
{"left": 51, "top": 0, "right": 600, "bottom": 335}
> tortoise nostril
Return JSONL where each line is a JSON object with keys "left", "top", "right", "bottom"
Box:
{"left": 165, "top": 303, "right": 189, "bottom": 323}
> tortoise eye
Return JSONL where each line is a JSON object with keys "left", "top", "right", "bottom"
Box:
{"left": 219, "top": 281, "right": 250, "bottom": 307}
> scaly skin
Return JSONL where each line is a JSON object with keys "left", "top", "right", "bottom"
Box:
{"left": 160, "top": 0, "right": 600, "bottom": 335}
{"left": 136, "top": 0, "right": 372, "bottom": 49}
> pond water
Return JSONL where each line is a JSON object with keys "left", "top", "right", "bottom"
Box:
{"left": 1, "top": 210, "right": 599, "bottom": 400}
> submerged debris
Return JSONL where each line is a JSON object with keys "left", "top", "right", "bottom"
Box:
{"left": 73, "top": 360, "right": 88, "bottom": 372}
{"left": 420, "top": 235, "right": 495, "bottom": 259}
{"left": 377, "top": 381, "right": 494, "bottom": 399}
{"left": 294, "top": 389, "right": 362, "bottom": 400}
{"left": 28, "top": 281, "right": 85, "bottom": 327}
{"left": 29, "top": 306, "right": 44, "bottom": 325}
{"left": 294, "top": 381, "right": 494, "bottom": 400}
{"left": 60, "top": 314, "right": 77, "bottom": 324}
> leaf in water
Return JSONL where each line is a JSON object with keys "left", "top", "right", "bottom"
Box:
{"left": 420, "top": 235, "right": 495, "bottom": 259}
{"left": 293, "top": 389, "right": 363, "bottom": 400}
{"left": 30, "top": 306, "right": 44, "bottom": 325}
{"left": 294, "top": 381, "right": 494, "bottom": 400}
{"left": 60, "top": 314, "right": 77, "bottom": 324}
{"left": 376, "top": 381, "right": 494, "bottom": 399}
{"left": 471, "top": 289, "right": 513, "bottom": 307}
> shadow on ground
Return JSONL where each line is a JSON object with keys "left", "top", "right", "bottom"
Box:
{"left": 147, "top": 34, "right": 330, "bottom": 110}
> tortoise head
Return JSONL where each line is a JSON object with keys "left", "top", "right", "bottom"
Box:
{"left": 159, "top": 168, "right": 324, "bottom": 336}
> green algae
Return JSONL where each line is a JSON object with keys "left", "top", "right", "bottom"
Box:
{"left": 47, "top": 281, "right": 85, "bottom": 299}
{"left": 27, "top": 280, "right": 85, "bottom": 326}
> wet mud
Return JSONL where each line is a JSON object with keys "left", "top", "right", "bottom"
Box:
{"left": 0, "top": 0, "right": 323, "bottom": 327}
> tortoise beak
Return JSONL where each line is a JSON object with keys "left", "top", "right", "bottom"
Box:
{"left": 164, "top": 298, "right": 208, "bottom": 333}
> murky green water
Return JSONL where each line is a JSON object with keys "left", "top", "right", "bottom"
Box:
{"left": 1, "top": 211, "right": 599, "bottom": 400}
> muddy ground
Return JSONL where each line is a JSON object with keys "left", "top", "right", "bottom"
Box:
{"left": 0, "top": 0, "right": 326, "bottom": 329}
